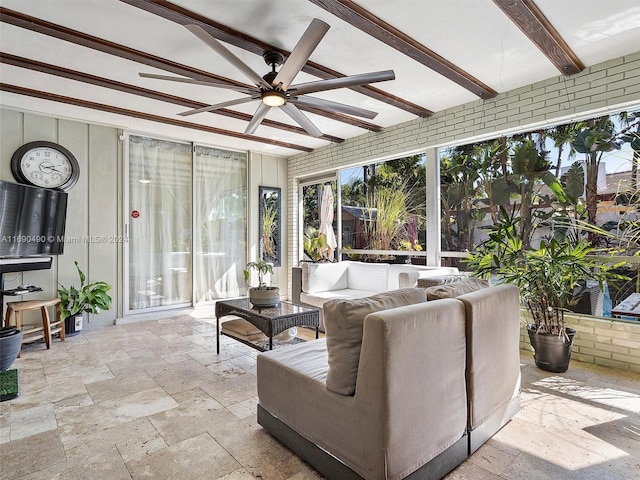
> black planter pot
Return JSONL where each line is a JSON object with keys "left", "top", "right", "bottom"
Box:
{"left": 527, "top": 325, "right": 576, "bottom": 373}
{"left": 65, "top": 314, "right": 83, "bottom": 336}
{"left": 0, "top": 327, "right": 23, "bottom": 371}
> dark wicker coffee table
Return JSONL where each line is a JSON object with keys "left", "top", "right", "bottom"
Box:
{"left": 215, "top": 298, "right": 320, "bottom": 353}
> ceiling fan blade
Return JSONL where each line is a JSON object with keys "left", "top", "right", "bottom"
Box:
{"left": 184, "top": 24, "right": 271, "bottom": 89}
{"left": 178, "top": 96, "right": 258, "bottom": 116}
{"left": 280, "top": 103, "right": 323, "bottom": 137}
{"left": 245, "top": 103, "right": 271, "bottom": 135}
{"left": 273, "top": 18, "right": 330, "bottom": 90}
{"left": 290, "top": 70, "right": 395, "bottom": 96}
{"left": 139, "top": 72, "right": 257, "bottom": 94}
{"left": 289, "top": 95, "right": 378, "bottom": 119}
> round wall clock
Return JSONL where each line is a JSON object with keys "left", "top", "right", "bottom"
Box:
{"left": 11, "top": 141, "right": 80, "bottom": 191}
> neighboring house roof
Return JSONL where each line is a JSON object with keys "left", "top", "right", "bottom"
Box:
{"left": 342, "top": 205, "right": 376, "bottom": 221}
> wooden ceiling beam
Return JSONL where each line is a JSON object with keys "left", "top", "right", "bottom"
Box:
{"left": 0, "top": 7, "right": 380, "bottom": 133}
{"left": 120, "top": 0, "right": 433, "bottom": 117}
{"left": 308, "top": 0, "right": 497, "bottom": 99}
{"left": 493, "top": 0, "right": 584, "bottom": 75}
{"left": 0, "top": 7, "right": 245, "bottom": 86}
{"left": 0, "top": 53, "right": 346, "bottom": 143}
{"left": 0, "top": 83, "right": 314, "bottom": 152}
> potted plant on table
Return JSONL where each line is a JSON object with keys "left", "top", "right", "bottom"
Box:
{"left": 58, "top": 261, "right": 113, "bottom": 335}
{"left": 466, "top": 207, "right": 624, "bottom": 372}
{"left": 244, "top": 258, "right": 280, "bottom": 307}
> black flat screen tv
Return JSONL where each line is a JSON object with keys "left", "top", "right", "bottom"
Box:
{"left": 0, "top": 180, "right": 68, "bottom": 257}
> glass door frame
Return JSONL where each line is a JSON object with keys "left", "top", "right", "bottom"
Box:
{"left": 298, "top": 173, "right": 339, "bottom": 264}
{"left": 123, "top": 133, "right": 250, "bottom": 316}
{"left": 123, "top": 132, "right": 195, "bottom": 316}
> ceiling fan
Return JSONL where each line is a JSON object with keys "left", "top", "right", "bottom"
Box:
{"left": 139, "top": 19, "right": 395, "bottom": 137}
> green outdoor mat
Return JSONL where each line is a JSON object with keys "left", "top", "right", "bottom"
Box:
{"left": 0, "top": 369, "right": 19, "bottom": 401}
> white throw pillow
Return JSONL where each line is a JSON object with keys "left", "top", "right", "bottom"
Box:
{"left": 346, "top": 262, "right": 390, "bottom": 292}
{"left": 302, "top": 261, "right": 348, "bottom": 293}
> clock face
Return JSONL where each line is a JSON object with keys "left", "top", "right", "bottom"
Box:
{"left": 11, "top": 141, "right": 80, "bottom": 191}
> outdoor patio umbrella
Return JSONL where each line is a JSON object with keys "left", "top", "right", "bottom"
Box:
{"left": 319, "top": 185, "right": 337, "bottom": 259}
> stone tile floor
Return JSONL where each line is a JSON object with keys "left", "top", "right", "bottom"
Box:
{"left": 1, "top": 311, "right": 639, "bottom": 480}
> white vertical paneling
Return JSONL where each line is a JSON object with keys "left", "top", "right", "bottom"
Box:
{"left": 277, "top": 154, "right": 288, "bottom": 290}
{"left": 248, "top": 151, "right": 262, "bottom": 265}
{"left": 21, "top": 115, "right": 58, "bottom": 301}
{"left": 87, "top": 124, "right": 119, "bottom": 327}
{"left": 0, "top": 110, "right": 23, "bottom": 181}
{"left": 1, "top": 109, "right": 121, "bottom": 329}
{"left": 57, "top": 119, "right": 90, "bottom": 296}
{"left": 248, "top": 152, "right": 288, "bottom": 292}
{"left": 0, "top": 110, "right": 24, "bottom": 315}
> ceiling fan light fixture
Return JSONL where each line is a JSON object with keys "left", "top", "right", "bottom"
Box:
{"left": 262, "top": 90, "right": 286, "bottom": 107}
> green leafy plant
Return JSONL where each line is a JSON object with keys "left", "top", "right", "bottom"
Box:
{"left": 303, "top": 226, "right": 326, "bottom": 262}
{"left": 398, "top": 239, "right": 422, "bottom": 251}
{"left": 261, "top": 201, "right": 277, "bottom": 258}
{"left": 243, "top": 258, "right": 274, "bottom": 290}
{"left": 362, "top": 185, "right": 414, "bottom": 260}
{"left": 466, "top": 207, "right": 625, "bottom": 337}
{"left": 58, "top": 261, "right": 112, "bottom": 322}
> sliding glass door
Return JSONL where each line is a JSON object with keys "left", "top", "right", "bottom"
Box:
{"left": 127, "top": 135, "right": 247, "bottom": 312}
{"left": 194, "top": 145, "right": 246, "bottom": 303}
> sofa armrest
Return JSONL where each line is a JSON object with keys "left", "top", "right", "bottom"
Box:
{"left": 457, "top": 284, "right": 521, "bottom": 433}
{"left": 355, "top": 299, "right": 468, "bottom": 478}
{"left": 291, "top": 266, "right": 302, "bottom": 304}
{"left": 397, "top": 266, "right": 461, "bottom": 288}
{"left": 398, "top": 270, "right": 421, "bottom": 288}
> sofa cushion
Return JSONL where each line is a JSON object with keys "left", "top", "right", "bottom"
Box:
{"left": 221, "top": 319, "right": 267, "bottom": 341}
{"left": 423, "top": 278, "right": 489, "bottom": 300}
{"left": 346, "top": 262, "right": 390, "bottom": 292}
{"left": 416, "top": 274, "right": 470, "bottom": 288}
{"left": 323, "top": 287, "right": 427, "bottom": 395}
{"left": 301, "top": 289, "right": 380, "bottom": 308}
{"left": 302, "top": 261, "right": 348, "bottom": 293}
{"left": 221, "top": 318, "right": 261, "bottom": 336}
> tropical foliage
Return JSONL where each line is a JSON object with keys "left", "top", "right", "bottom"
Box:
{"left": 58, "top": 261, "right": 112, "bottom": 322}
{"left": 302, "top": 226, "right": 327, "bottom": 262}
{"left": 243, "top": 259, "right": 274, "bottom": 290}
{"left": 261, "top": 200, "right": 277, "bottom": 259}
{"left": 466, "top": 207, "right": 625, "bottom": 336}
{"left": 441, "top": 111, "right": 640, "bottom": 255}
{"left": 340, "top": 156, "right": 426, "bottom": 257}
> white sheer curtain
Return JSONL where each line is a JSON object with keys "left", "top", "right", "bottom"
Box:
{"left": 194, "top": 145, "right": 247, "bottom": 303}
{"left": 128, "top": 135, "right": 192, "bottom": 310}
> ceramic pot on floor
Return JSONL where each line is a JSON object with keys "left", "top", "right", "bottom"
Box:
{"left": 0, "top": 327, "right": 23, "bottom": 371}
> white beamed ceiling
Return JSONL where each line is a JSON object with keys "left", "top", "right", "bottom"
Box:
{"left": 1, "top": 0, "right": 640, "bottom": 156}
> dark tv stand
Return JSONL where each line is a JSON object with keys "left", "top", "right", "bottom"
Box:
{"left": 0, "top": 257, "right": 53, "bottom": 324}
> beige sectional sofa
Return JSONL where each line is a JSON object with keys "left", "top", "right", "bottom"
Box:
{"left": 257, "top": 284, "right": 521, "bottom": 480}
{"left": 291, "top": 261, "right": 460, "bottom": 327}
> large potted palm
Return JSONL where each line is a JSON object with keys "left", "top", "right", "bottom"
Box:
{"left": 467, "top": 208, "right": 624, "bottom": 372}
